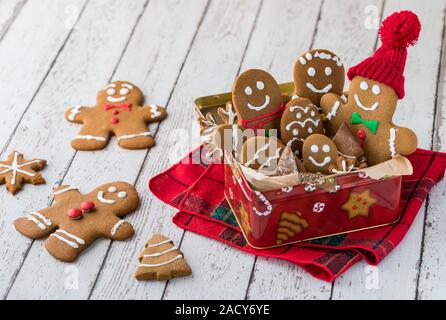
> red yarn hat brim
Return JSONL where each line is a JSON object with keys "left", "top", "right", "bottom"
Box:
{"left": 347, "top": 58, "right": 405, "bottom": 99}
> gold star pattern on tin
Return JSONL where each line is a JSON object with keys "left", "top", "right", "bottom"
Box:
{"left": 0, "top": 151, "right": 46, "bottom": 194}
{"left": 341, "top": 189, "right": 377, "bottom": 219}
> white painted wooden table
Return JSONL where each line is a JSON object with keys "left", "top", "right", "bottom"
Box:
{"left": 0, "top": 0, "right": 445, "bottom": 300}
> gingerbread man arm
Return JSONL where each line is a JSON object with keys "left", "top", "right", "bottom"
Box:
{"left": 320, "top": 93, "right": 344, "bottom": 121}
{"left": 139, "top": 104, "right": 167, "bottom": 123}
{"left": 64, "top": 106, "right": 92, "bottom": 124}
{"left": 390, "top": 125, "right": 418, "bottom": 157}
{"left": 102, "top": 216, "right": 135, "bottom": 241}
{"left": 14, "top": 209, "right": 57, "bottom": 240}
{"left": 52, "top": 185, "right": 81, "bottom": 203}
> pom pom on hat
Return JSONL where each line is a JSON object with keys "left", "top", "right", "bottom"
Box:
{"left": 347, "top": 10, "right": 421, "bottom": 99}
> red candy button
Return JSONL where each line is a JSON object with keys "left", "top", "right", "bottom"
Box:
{"left": 357, "top": 129, "right": 366, "bottom": 141}
{"left": 111, "top": 117, "right": 119, "bottom": 124}
{"left": 81, "top": 201, "right": 95, "bottom": 212}
{"left": 67, "top": 208, "right": 83, "bottom": 220}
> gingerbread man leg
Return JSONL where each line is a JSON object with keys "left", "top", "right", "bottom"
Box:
{"left": 44, "top": 228, "right": 91, "bottom": 262}
{"left": 71, "top": 125, "right": 111, "bottom": 151}
{"left": 114, "top": 124, "right": 155, "bottom": 150}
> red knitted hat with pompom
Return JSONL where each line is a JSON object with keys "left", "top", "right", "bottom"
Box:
{"left": 347, "top": 10, "right": 421, "bottom": 99}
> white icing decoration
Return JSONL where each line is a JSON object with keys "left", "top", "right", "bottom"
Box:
{"left": 296, "top": 112, "right": 302, "bottom": 119}
{"left": 389, "top": 128, "right": 397, "bottom": 157}
{"left": 310, "top": 145, "right": 319, "bottom": 153}
{"left": 337, "top": 151, "right": 357, "bottom": 159}
{"left": 307, "top": 127, "right": 313, "bottom": 133}
{"left": 0, "top": 152, "right": 41, "bottom": 185}
{"left": 307, "top": 67, "right": 316, "bottom": 77}
{"left": 97, "top": 191, "right": 116, "bottom": 204}
{"left": 111, "top": 220, "right": 127, "bottom": 236}
{"left": 330, "top": 159, "right": 355, "bottom": 174}
{"left": 117, "top": 191, "right": 127, "bottom": 198}
{"left": 326, "top": 100, "right": 340, "bottom": 120}
{"left": 314, "top": 51, "right": 343, "bottom": 66}
{"left": 299, "top": 57, "right": 306, "bottom": 65}
{"left": 372, "top": 84, "right": 381, "bottom": 95}
{"left": 258, "top": 148, "right": 282, "bottom": 170}
{"left": 245, "top": 86, "right": 252, "bottom": 96}
{"left": 27, "top": 212, "right": 52, "bottom": 230}
{"left": 291, "top": 94, "right": 299, "bottom": 99}
{"left": 354, "top": 94, "right": 379, "bottom": 111}
{"left": 292, "top": 128, "right": 299, "bottom": 136}
{"left": 306, "top": 83, "right": 332, "bottom": 94}
{"left": 244, "top": 143, "right": 271, "bottom": 167}
{"left": 75, "top": 135, "right": 107, "bottom": 141}
{"left": 322, "top": 144, "right": 330, "bottom": 153}
{"left": 341, "top": 95, "right": 347, "bottom": 103}
{"left": 50, "top": 229, "right": 85, "bottom": 249}
{"left": 117, "top": 132, "right": 152, "bottom": 141}
{"left": 325, "top": 67, "right": 332, "bottom": 76}
{"left": 107, "top": 96, "right": 126, "bottom": 103}
{"left": 106, "top": 88, "right": 116, "bottom": 95}
{"left": 305, "top": 52, "right": 312, "bottom": 60}
{"left": 53, "top": 186, "right": 78, "bottom": 195}
{"left": 308, "top": 156, "right": 332, "bottom": 167}
{"left": 149, "top": 104, "right": 161, "bottom": 118}
{"left": 285, "top": 118, "right": 320, "bottom": 131}
{"left": 143, "top": 246, "right": 178, "bottom": 258}
{"left": 253, "top": 191, "right": 272, "bottom": 217}
{"left": 27, "top": 215, "right": 46, "bottom": 230}
{"left": 247, "top": 95, "right": 270, "bottom": 111}
{"left": 360, "top": 81, "right": 369, "bottom": 90}
{"left": 68, "top": 106, "right": 82, "bottom": 121}
{"left": 310, "top": 110, "right": 316, "bottom": 117}
{"left": 108, "top": 186, "right": 117, "bottom": 193}
{"left": 147, "top": 239, "right": 172, "bottom": 247}
{"left": 120, "top": 88, "right": 130, "bottom": 95}
{"left": 122, "top": 83, "right": 133, "bottom": 89}
{"left": 289, "top": 105, "right": 310, "bottom": 113}
{"left": 220, "top": 103, "right": 237, "bottom": 125}
{"left": 139, "top": 254, "right": 183, "bottom": 268}
{"left": 256, "top": 81, "right": 264, "bottom": 90}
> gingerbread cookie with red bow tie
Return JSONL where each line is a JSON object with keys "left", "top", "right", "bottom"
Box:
{"left": 14, "top": 182, "right": 139, "bottom": 262}
{"left": 65, "top": 81, "right": 167, "bottom": 150}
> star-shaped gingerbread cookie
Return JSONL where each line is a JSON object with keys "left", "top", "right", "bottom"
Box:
{"left": 341, "top": 189, "right": 377, "bottom": 219}
{"left": 0, "top": 151, "right": 46, "bottom": 194}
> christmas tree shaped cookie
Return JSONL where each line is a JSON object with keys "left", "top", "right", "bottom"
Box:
{"left": 135, "top": 234, "right": 192, "bottom": 281}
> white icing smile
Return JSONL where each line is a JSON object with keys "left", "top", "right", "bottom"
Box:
{"left": 308, "top": 156, "right": 332, "bottom": 167}
{"left": 354, "top": 94, "right": 379, "bottom": 111}
{"left": 107, "top": 96, "right": 127, "bottom": 103}
{"left": 97, "top": 191, "right": 116, "bottom": 204}
{"left": 306, "top": 83, "right": 332, "bottom": 94}
{"left": 247, "top": 95, "right": 270, "bottom": 111}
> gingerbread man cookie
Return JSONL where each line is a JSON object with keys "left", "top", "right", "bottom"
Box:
{"left": 240, "top": 136, "right": 286, "bottom": 174}
{"left": 65, "top": 81, "right": 167, "bottom": 151}
{"left": 292, "top": 49, "right": 345, "bottom": 105}
{"left": 0, "top": 151, "right": 46, "bottom": 194}
{"left": 14, "top": 182, "right": 139, "bottom": 262}
{"left": 232, "top": 69, "right": 285, "bottom": 133}
{"left": 280, "top": 97, "right": 324, "bottom": 157}
{"left": 302, "top": 134, "right": 337, "bottom": 174}
{"left": 321, "top": 11, "right": 420, "bottom": 165}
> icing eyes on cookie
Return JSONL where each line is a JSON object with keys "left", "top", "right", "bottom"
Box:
{"left": 307, "top": 67, "right": 316, "bottom": 77}
{"left": 293, "top": 128, "right": 299, "bottom": 136}
{"left": 256, "top": 81, "right": 264, "bottom": 90}
{"left": 296, "top": 112, "right": 302, "bottom": 119}
{"left": 322, "top": 144, "right": 330, "bottom": 152}
{"left": 372, "top": 84, "right": 381, "bottom": 95}
{"left": 360, "top": 81, "right": 369, "bottom": 91}
{"left": 308, "top": 127, "right": 313, "bottom": 134}
{"left": 245, "top": 86, "right": 253, "bottom": 96}
{"left": 325, "top": 67, "right": 332, "bottom": 76}
{"left": 305, "top": 52, "right": 312, "bottom": 60}
{"left": 311, "top": 145, "right": 319, "bottom": 153}
{"left": 310, "top": 110, "right": 316, "bottom": 117}
{"left": 120, "top": 88, "right": 130, "bottom": 95}
{"left": 106, "top": 88, "right": 116, "bottom": 95}
{"left": 108, "top": 186, "right": 117, "bottom": 193}
{"left": 117, "top": 191, "right": 127, "bottom": 199}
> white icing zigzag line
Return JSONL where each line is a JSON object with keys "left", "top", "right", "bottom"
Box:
{"left": 149, "top": 104, "right": 161, "bottom": 118}
{"left": 75, "top": 135, "right": 107, "bottom": 141}
{"left": 244, "top": 143, "right": 271, "bottom": 167}
{"left": 389, "top": 128, "right": 397, "bottom": 157}
{"left": 117, "top": 132, "right": 152, "bottom": 141}
{"left": 147, "top": 239, "right": 172, "bottom": 247}
{"left": 289, "top": 105, "right": 311, "bottom": 113}
{"left": 285, "top": 118, "right": 320, "bottom": 130}
{"left": 97, "top": 191, "right": 116, "bottom": 204}
{"left": 0, "top": 152, "right": 41, "bottom": 185}
{"left": 139, "top": 254, "right": 183, "bottom": 268}
{"left": 143, "top": 246, "right": 178, "bottom": 258}
{"left": 68, "top": 106, "right": 82, "bottom": 121}
{"left": 111, "top": 220, "right": 127, "bottom": 236}
{"left": 326, "top": 101, "right": 340, "bottom": 120}
{"left": 27, "top": 215, "right": 46, "bottom": 230}
{"left": 53, "top": 186, "right": 78, "bottom": 195}
{"left": 30, "top": 212, "right": 52, "bottom": 226}
{"left": 259, "top": 148, "right": 282, "bottom": 170}
{"left": 253, "top": 191, "right": 272, "bottom": 217}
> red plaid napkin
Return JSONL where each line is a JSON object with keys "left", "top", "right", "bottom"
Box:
{"left": 149, "top": 147, "right": 446, "bottom": 282}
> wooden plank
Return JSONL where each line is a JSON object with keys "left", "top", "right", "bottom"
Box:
{"left": 416, "top": 5, "right": 446, "bottom": 299}
{"left": 332, "top": 0, "right": 446, "bottom": 299}
{"left": 90, "top": 0, "right": 261, "bottom": 300}
{"left": 247, "top": 0, "right": 383, "bottom": 300}
{"left": 0, "top": 0, "right": 26, "bottom": 42}
{"left": 2, "top": 0, "right": 150, "bottom": 299}
{"left": 0, "top": 0, "right": 86, "bottom": 149}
